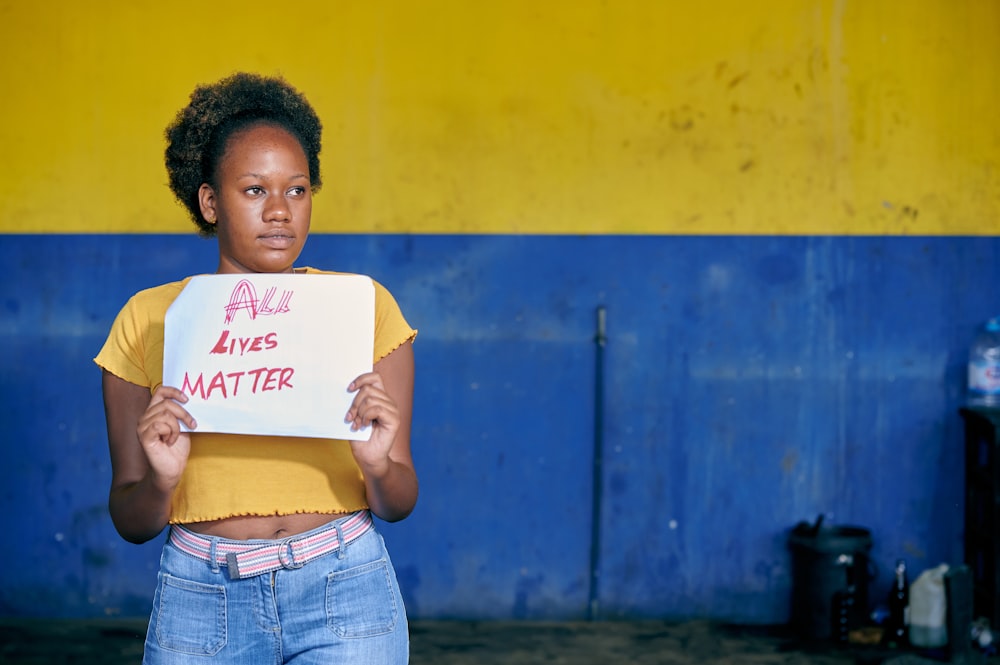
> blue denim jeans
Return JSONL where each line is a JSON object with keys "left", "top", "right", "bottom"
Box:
{"left": 142, "top": 515, "right": 409, "bottom": 664}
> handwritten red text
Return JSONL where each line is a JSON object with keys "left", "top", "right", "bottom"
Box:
{"left": 182, "top": 367, "right": 295, "bottom": 400}
{"left": 210, "top": 330, "right": 278, "bottom": 355}
{"left": 224, "top": 279, "right": 293, "bottom": 324}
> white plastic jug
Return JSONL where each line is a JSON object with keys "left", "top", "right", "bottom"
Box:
{"left": 909, "top": 563, "right": 949, "bottom": 648}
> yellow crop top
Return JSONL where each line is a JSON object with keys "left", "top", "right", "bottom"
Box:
{"left": 94, "top": 268, "right": 417, "bottom": 524}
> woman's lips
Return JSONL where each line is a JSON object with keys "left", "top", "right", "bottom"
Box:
{"left": 259, "top": 233, "right": 295, "bottom": 249}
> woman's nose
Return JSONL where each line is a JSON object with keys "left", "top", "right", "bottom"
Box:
{"left": 263, "top": 195, "right": 290, "bottom": 222}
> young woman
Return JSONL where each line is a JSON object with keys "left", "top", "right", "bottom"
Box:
{"left": 95, "top": 72, "right": 417, "bottom": 664}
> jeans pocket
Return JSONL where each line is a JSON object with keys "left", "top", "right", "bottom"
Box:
{"left": 326, "top": 558, "right": 398, "bottom": 638}
{"left": 154, "top": 573, "right": 227, "bottom": 655}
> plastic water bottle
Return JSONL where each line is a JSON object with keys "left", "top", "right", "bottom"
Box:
{"left": 968, "top": 318, "right": 1000, "bottom": 408}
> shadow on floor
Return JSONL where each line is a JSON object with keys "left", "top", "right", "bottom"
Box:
{"left": 0, "top": 618, "right": 986, "bottom": 664}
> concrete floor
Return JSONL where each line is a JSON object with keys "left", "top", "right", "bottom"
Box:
{"left": 0, "top": 617, "right": 971, "bottom": 664}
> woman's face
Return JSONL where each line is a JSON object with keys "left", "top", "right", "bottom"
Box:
{"left": 199, "top": 123, "right": 312, "bottom": 274}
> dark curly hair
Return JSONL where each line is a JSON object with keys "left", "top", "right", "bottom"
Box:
{"left": 164, "top": 72, "right": 323, "bottom": 236}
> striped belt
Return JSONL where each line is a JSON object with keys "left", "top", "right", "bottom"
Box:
{"left": 168, "top": 510, "right": 374, "bottom": 580}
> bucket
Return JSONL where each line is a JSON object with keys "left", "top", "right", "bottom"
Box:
{"left": 788, "top": 517, "right": 873, "bottom": 642}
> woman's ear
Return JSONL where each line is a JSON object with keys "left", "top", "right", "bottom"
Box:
{"left": 198, "top": 183, "right": 218, "bottom": 224}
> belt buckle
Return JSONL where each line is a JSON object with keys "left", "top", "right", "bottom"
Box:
{"left": 277, "top": 538, "right": 305, "bottom": 571}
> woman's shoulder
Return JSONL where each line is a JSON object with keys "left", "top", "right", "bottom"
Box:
{"left": 299, "top": 267, "right": 386, "bottom": 290}
{"left": 297, "top": 266, "right": 405, "bottom": 316}
{"left": 299, "top": 266, "right": 355, "bottom": 277}
{"left": 121, "top": 276, "right": 197, "bottom": 314}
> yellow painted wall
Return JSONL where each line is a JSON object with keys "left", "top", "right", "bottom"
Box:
{"left": 0, "top": 0, "right": 997, "bottom": 235}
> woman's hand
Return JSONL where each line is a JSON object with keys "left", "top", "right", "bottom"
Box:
{"left": 104, "top": 372, "right": 196, "bottom": 543}
{"left": 346, "top": 371, "right": 399, "bottom": 474}
{"left": 344, "top": 342, "right": 418, "bottom": 522}
{"left": 137, "top": 385, "right": 196, "bottom": 491}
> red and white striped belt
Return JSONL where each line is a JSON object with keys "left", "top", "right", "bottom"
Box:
{"left": 168, "top": 510, "right": 374, "bottom": 580}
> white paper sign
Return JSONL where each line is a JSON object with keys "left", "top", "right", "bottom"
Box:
{"left": 163, "top": 273, "right": 375, "bottom": 440}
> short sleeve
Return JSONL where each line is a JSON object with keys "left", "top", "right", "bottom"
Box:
{"left": 93, "top": 280, "right": 186, "bottom": 390}
{"left": 372, "top": 279, "right": 417, "bottom": 362}
{"left": 94, "top": 295, "right": 155, "bottom": 388}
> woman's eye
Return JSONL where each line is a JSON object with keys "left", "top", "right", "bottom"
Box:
{"left": 288, "top": 187, "right": 307, "bottom": 197}
{"left": 246, "top": 186, "right": 264, "bottom": 196}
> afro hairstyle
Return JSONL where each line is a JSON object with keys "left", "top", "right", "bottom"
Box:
{"left": 164, "top": 72, "right": 323, "bottom": 236}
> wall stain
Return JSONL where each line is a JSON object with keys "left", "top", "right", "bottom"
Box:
{"left": 82, "top": 547, "right": 111, "bottom": 568}
{"left": 728, "top": 72, "right": 750, "bottom": 89}
{"left": 781, "top": 451, "right": 799, "bottom": 475}
{"left": 670, "top": 106, "right": 696, "bottom": 132}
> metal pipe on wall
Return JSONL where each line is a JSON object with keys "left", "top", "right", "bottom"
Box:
{"left": 588, "top": 305, "right": 607, "bottom": 620}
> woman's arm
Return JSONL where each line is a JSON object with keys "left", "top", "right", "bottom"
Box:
{"left": 346, "top": 340, "right": 418, "bottom": 522}
{"left": 103, "top": 371, "right": 195, "bottom": 543}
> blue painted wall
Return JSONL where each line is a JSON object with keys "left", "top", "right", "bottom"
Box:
{"left": 2, "top": 233, "right": 997, "bottom": 621}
